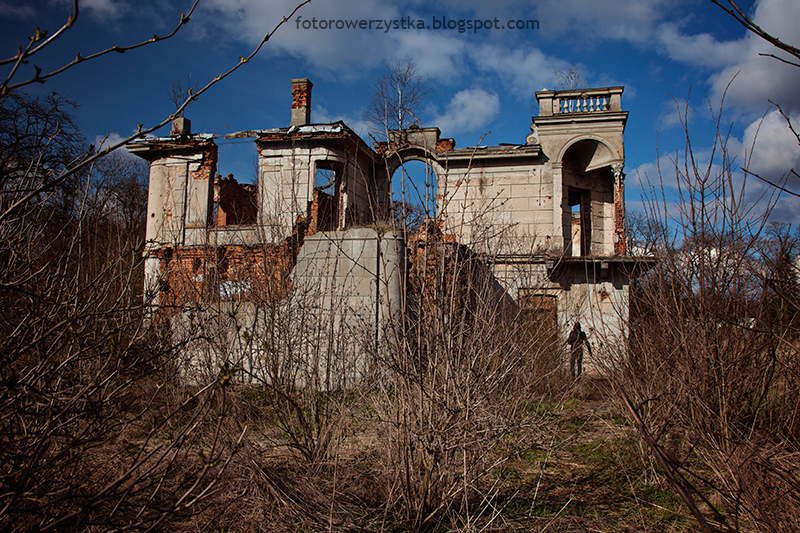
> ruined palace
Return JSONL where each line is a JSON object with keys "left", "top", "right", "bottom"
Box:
{"left": 129, "top": 78, "right": 648, "bottom": 375}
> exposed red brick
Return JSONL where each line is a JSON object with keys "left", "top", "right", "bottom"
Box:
{"left": 214, "top": 174, "right": 257, "bottom": 226}
{"left": 291, "top": 79, "right": 312, "bottom": 109}
{"left": 154, "top": 215, "right": 311, "bottom": 311}
{"left": 308, "top": 189, "right": 336, "bottom": 235}
{"left": 436, "top": 138, "right": 455, "bottom": 152}
{"left": 614, "top": 174, "right": 626, "bottom": 255}
{"left": 408, "top": 219, "right": 492, "bottom": 321}
{"left": 257, "top": 130, "right": 349, "bottom": 141}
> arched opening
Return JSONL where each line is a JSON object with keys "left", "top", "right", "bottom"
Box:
{"left": 391, "top": 158, "right": 437, "bottom": 232}
{"left": 561, "top": 139, "right": 617, "bottom": 257}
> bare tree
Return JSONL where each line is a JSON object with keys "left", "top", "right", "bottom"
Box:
{"left": 625, "top": 208, "right": 668, "bottom": 257}
{"left": 168, "top": 73, "right": 202, "bottom": 117}
{"left": 612, "top": 6, "right": 800, "bottom": 524}
{"left": 0, "top": 84, "right": 242, "bottom": 533}
{"left": 0, "top": 92, "right": 86, "bottom": 206}
{"left": 612, "top": 92, "right": 800, "bottom": 533}
{"left": 364, "top": 59, "right": 435, "bottom": 231}
{"left": 552, "top": 62, "right": 591, "bottom": 91}
{"left": 363, "top": 57, "right": 432, "bottom": 142}
{"left": 0, "top": 1, "right": 309, "bottom": 530}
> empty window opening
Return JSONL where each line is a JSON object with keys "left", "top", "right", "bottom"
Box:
{"left": 214, "top": 174, "right": 257, "bottom": 226}
{"left": 568, "top": 188, "right": 591, "bottom": 256}
{"left": 313, "top": 162, "right": 343, "bottom": 232}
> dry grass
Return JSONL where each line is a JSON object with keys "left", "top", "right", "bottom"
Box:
{"left": 163, "top": 377, "right": 700, "bottom": 533}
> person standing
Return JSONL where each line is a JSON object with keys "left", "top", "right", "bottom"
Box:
{"left": 566, "top": 321, "right": 590, "bottom": 378}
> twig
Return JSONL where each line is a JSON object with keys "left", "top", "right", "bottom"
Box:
{"left": 0, "top": 1, "right": 310, "bottom": 226}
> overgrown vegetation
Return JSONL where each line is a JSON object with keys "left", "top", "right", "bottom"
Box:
{"left": 614, "top": 91, "right": 800, "bottom": 532}
{"left": 611, "top": 5, "right": 800, "bottom": 530}
{"left": 0, "top": 89, "right": 243, "bottom": 532}
{"left": 0, "top": 2, "right": 307, "bottom": 530}
{"left": 3, "top": 1, "right": 800, "bottom": 531}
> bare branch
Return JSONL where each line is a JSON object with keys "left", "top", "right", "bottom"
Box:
{"left": 618, "top": 388, "right": 722, "bottom": 533}
{"left": 363, "top": 57, "right": 432, "bottom": 141}
{"left": 168, "top": 74, "right": 201, "bottom": 117}
{"left": 1, "top": 0, "right": 202, "bottom": 95}
{"left": 741, "top": 167, "right": 800, "bottom": 198}
{"left": 758, "top": 52, "right": 800, "bottom": 68}
{"left": 769, "top": 99, "right": 800, "bottom": 145}
{"left": 0, "top": 0, "right": 79, "bottom": 67}
{"left": 551, "top": 62, "right": 590, "bottom": 90}
{"left": 712, "top": 0, "right": 800, "bottom": 64}
{"left": 0, "top": 1, "right": 311, "bottom": 226}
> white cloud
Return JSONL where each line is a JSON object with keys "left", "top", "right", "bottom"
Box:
{"left": 744, "top": 0, "right": 800, "bottom": 52}
{"left": 632, "top": 106, "right": 800, "bottom": 225}
{"left": 537, "top": 0, "right": 800, "bottom": 118}
{"left": 198, "top": 0, "right": 478, "bottom": 85}
{"left": 658, "top": 97, "right": 694, "bottom": 129}
{"left": 94, "top": 132, "right": 130, "bottom": 153}
{"left": 0, "top": 1, "right": 35, "bottom": 19}
{"left": 677, "top": 0, "right": 800, "bottom": 114}
{"left": 709, "top": 56, "right": 800, "bottom": 116}
{"left": 83, "top": 0, "right": 125, "bottom": 20}
{"left": 632, "top": 154, "right": 684, "bottom": 193}
{"left": 469, "top": 44, "right": 569, "bottom": 99}
{"left": 529, "top": 0, "right": 673, "bottom": 42}
{"left": 763, "top": 193, "right": 800, "bottom": 224}
{"left": 431, "top": 88, "right": 499, "bottom": 135}
{"left": 199, "top": 0, "right": 404, "bottom": 72}
{"left": 193, "top": 0, "right": 632, "bottom": 89}
{"left": 52, "top": 0, "right": 126, "bottom": 21}
{"left": 654, "top": 23, "right": 749, "bottom": 69}
{"left": 742, "top": 108, "right": 800, "bottom": 179}
{"left": 391, "top": 31, "right": 467, "bottom": 82}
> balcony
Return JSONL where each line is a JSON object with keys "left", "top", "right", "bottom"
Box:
{"left": 536, "top": 87, "right": 623, "bottom": 116}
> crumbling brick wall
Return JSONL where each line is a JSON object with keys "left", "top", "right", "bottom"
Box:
{"left": 408, "top": 219, "right": 492, "bottom": 319}
{"left": 156, "top": 214, "right": 310, "bottom": 310}
{"left": 214, "top": 174, "right": 257, "bottom": 226}
{"left": 614, "top": 176, "right": 626, "bottom": 255}
{"left": 308, "top": 189, "right": 335, "bottom": 234}
{"left": 157, "top": 244, "right": 296, "bottom": 308}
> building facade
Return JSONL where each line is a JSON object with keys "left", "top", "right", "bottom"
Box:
{"left": 129, "top": 78, "right": 648, "bottom": 374}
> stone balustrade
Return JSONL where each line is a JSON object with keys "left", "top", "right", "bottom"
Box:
{"left": 535, "top": 87, "right": 623, "bottom": 116}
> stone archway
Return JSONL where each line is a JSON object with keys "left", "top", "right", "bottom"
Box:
{"left": 559, "top": 138, "right": 623, "bottom": 257}
{"left": 384, "top": 146, "right": 446, "bottom": 180}
{"left": 378, "top": 127, "right": 450, "bottom": 230}
{"left": 387, "top": 155, "right": 440, "bottom": 231}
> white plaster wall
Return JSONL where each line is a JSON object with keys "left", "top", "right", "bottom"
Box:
{"left": 439, "top": 161, "right": 555, "bottom": 255}
{"left": 557, "top": 269, "right": 628, "bottom": 375}
{"left": 145, "top": 161, "right": 167, "bottom": 247}
{"left": 259, "top": 144, "right": 379, "bottom": 239}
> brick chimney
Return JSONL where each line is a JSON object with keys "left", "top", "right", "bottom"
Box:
{"left": 290, "top": 78, "right": 312, "bottom": 127}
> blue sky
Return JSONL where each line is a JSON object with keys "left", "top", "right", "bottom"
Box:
{"left": 3, "top": 0, "right": 800, "bottom": 223}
